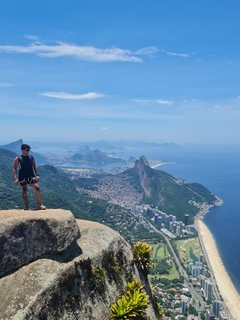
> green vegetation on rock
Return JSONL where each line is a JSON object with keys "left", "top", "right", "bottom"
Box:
{"left": 110, "top": 280, "right": 150, "bottom": 320}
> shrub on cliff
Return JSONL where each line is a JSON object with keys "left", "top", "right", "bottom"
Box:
{"left": 110, "top": 280, "right": 150, "bottom": 320}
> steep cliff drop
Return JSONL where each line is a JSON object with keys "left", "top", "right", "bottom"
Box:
{"left": 0, "top": 209, "right": 159, "bottom": 320}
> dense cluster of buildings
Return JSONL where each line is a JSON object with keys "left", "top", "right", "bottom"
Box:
{"left": 206, "top": 301, "right": 229, "bottom": 320}
{"left": 132, "top": 204, "right": 231, "bottom": 319}
{"left": 189, "top": 253, "right": 204, "bottom": 274}
{"left": 155, "top": 284, "right": 192, "bottom": 317}
{"left": 188, "top": 260, "right": 229, "bottom": 319}
{"left": 132, "top": 204, "right": 196, "bottom": 238}
{"left": 190, "top": 270, "right": 229, "bottom": 319}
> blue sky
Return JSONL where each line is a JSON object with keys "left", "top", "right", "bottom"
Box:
{"left": 0, "top": 1, "right": 240, "bottom": 145}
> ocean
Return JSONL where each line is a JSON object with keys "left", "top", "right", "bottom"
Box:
{"left": 48, "top": 144, "right": 240, "bottom": 293}
{"left": 120, "top": 145, "right": 240, "bottom": 294}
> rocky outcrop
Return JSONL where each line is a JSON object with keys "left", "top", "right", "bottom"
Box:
{"left": 0, "top": 209, "right": 159, "bottom": 320}
{"left": 0, "top": 209, "right": 80, "bottom": 277}
{"left": 134, "top": 155, "right": 152, "bottom": 197}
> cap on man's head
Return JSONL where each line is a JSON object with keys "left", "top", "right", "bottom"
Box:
{"left": 21, "top": 144, "right": 31, "bottom": 150}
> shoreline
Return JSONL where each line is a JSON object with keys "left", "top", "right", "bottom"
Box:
{"left": 151, "top": 161, "right": 175, "bottom": 169}
{"left": 197, "top": 219, "right": 240, "bottom": 319}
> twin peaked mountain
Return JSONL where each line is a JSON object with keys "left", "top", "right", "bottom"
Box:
{"left": 0, "top": 147, "right": 216, "bottom": 224}
{"left": 79, "top": 155, "right": 216, "bottom": 223}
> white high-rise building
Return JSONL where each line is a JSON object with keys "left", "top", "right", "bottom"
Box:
{"left": 199, "top": 275, "right": 206, "bottom": 289}
{"left": 176, "top": 226, "right": 181, "bottom": 236}
{"left": 189, "top": 262, "right": 194, "bottom": 274}
{"left": 205, "top": 279, "right": 212, "bottom": 300}
{"left": 192, "top": 266, "right": 202, "bottom": 278}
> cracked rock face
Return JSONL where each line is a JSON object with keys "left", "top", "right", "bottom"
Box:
{"left": 0, "top": 210, "right": 159, "bottom": 320}
{"left": 0, "top": 209, "right": 81, "bottom": 277}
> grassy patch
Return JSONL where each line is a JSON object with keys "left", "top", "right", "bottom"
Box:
{"left": 173, "top": 237, "right": 203, "bottom": 269}
{"left": 150, "top": 243, "right": 180, "bottom": 281}
{"left": 166, "top": 260, "right": 179, "bottom": 280}
{"left": 152, "top": 243, "right": 171, "bottom": 260}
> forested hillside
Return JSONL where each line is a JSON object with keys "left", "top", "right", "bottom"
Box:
{"left": 0, "top": 148, "right": 161, "bottom": 243}
{"left": 123, "top": 157, "right": 217, "bottom": 222}
{"left": 0, "top": 148, "right": 217, "bottom": 228}
{"left": 0, "top": 148, "right": 120, "bottom": 222}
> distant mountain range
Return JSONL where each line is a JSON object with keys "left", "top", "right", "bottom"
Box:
{"left": 10, "top": 139, "right": 180, "bottom": 151}
{"left": 0, "top": 139, "right": 127, "bottom": 166}
{"left": 0, "top": 139, "right": 48, "bottom": 165}
{"left": 0, "top": 147, "right": 217, "bottom": 229}
{"left": 69, "top": 149, "right": 126, "bottom": 165}
{"left": 75, "top": 140, "right": 179, "bottom": 151}
{"left": 0, "top": 148, "right": 120, "bottom": 221}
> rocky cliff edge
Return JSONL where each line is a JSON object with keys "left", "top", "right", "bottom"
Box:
{"left": 0, "top": 209, "right": 159, "bottom": 320}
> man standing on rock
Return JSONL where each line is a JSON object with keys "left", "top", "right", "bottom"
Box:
{"left": 13, "top": 144, "right": 46, "bottom": 210}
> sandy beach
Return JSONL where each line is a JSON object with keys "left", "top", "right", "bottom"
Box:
{"left": 197, "top": 220, "right": 240, "bottom": 320}
{"left": 151, "top": 161, "right": 174, "bottom": 169}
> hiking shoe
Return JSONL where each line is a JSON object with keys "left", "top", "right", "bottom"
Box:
{"left": 38, "top": 204, "right": 46, "bottom": 210}
{"left": 24, "top": 205, "right": 29, "bottom": 210}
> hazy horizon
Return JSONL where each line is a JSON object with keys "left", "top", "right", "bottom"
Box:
{"left": 1, "top": 137, "right": 239, "bottom": 150}
{"left": 1, "top": 1, "right": 240, "bottom": 145}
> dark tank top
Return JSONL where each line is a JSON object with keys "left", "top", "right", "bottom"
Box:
{"left": 18, "top": 155, "right": 35, "bottom": 180}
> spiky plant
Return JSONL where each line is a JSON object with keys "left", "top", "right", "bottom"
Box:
{"left": 110, "top": 280, "right": 150, "bottom": 319}
{"left": 133, "top": 242, "right": 152, "bottom": 271}
{"left": 91, "top": 267, "right": 107, "bottom": 291}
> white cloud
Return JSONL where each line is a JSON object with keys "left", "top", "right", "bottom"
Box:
{"left": 0, "top": 42, "right": 154, "bottom": 62}
{"left": 134, "top": 46, "right": 158, "bottom": 55}
{"left": 166, "top": 51, "right": 190, "bottom": 58}
{"left": 134, "top": 99, "right": 150, "bottom": 105}
{"left": 161, "top": 48, "right": 190, "bottom": 58}
{"left": 156, "top": 99, "right": 173, "bottom": 105}
{"left": 38, "top": 91, "right": 106, "bottom": 100}
{"left": 183, "top": 99, "right": 201, "bottom": 103}
{"left": 134, "top": 99, "right": 173, "bottom": 106}
{"left": 24, "top": 34, "right": 39, "bottom": 41}
{"left": 102, "top": 127, "right": 108, "bottom": 130}
{"left": 0, "top": 82, "right": 14, "bottom": 87}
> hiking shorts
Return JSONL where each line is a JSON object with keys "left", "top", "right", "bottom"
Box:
{"left": 19, "top": 177, "right": 39, "bottom": 186}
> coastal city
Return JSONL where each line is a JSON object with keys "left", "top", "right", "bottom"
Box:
{"left": 2, "top": 2, "right": 240, "bottom": 319}
{"left": 131, "top": 203, "right": 233, "bottom": 320}
{"left": 60, "top": 160, "right": 236, "bottom": 320}
{"left": 0, "top": 138, "right": 239, "bottom": 319}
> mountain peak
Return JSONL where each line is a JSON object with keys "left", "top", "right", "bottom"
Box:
{"left": 139, "top": 155, "right": 149, "bottom": 166}
{"left": 0, "top": 138, "right": 23, "bottom": 152}
{"left": 134, "top": 155, "right": 149, "bottom": 168}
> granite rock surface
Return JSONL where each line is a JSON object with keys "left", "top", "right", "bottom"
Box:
{"left": 0, "top": 210, "right": 159, "bottom": 320}
{"left": 0, "top": 209, "right": 81, "bottom": 277}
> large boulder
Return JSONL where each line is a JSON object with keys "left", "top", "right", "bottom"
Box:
{"left": 0, "top": 210, "right": 159, "bottom": 320}
{"left": 0, "top": 209, "right": 81, "bottom": 277}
